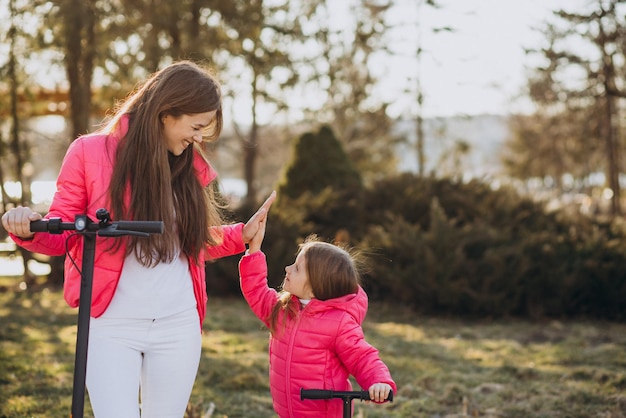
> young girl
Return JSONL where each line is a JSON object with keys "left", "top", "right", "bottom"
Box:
{"left": 239, "top": 196, "right": 396, "bottom": 418}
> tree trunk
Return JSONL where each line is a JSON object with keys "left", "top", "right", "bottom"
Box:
{"left": 47, "top": 0, "right": 97, "bottom": 285}
{"left": 243, "top": 73, "right": 259, "bottom": 208}
{"left": 63, "top": 0, "right": 94, "bottom": 140}
{"left": 605, "top": 94, "right": 621, "bottom": 216}
{"left": 598, "top": 6, "right": 622, "bottom": 216}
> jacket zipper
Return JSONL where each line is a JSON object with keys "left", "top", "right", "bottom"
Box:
{"left": 285, "top": 303, "right": 307, "bottom": 417}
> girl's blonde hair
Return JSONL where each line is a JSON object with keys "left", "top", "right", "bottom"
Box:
{"left": 268, "top": 235, "right": 362, "bottom": 335}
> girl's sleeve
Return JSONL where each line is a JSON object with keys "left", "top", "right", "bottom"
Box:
{"left": 205, "top": 223, "right": 246, "bottom": 259}
{"left": 238, "top": 250, "right": 279, "bottom": 327}
{"left": 334, "top": 315, "right": 397, "bottom": 396}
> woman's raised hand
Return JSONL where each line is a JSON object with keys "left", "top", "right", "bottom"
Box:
{"left": 242, "top": 191, "right": 276, "bottom": 246}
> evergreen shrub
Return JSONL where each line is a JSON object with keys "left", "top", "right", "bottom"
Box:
{"left": 208, "top": 124, "right": 626, "bottom": 320}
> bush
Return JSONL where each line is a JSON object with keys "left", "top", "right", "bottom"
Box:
{"left": 358, "top": 174, "right": 626, "bottom": 320}
{"left": 211, "top": 135, "right": 626, "bottom": 320}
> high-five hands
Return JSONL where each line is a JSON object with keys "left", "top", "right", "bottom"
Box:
{"left": 242, "top": 191, "right": 276, "bottom": 253}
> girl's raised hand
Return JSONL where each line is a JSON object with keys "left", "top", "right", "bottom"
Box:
{"left": 247, "top": 210, "right": 267, "bottom": 254}
{"left": 244, "top": 191, "right": 275, "bottom": 253}
{"left": 242, "top": 191, "right": 276, "bottom": 244}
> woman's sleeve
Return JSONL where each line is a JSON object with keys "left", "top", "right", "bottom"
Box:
{"left": 205, "top": 223, "right": 246, "bottom": 259}
{"left": 10, "top": 139, "right": 88, "bottom": 256}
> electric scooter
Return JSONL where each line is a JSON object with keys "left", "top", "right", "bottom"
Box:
{"left": 30, "top": 208, "right": 163, "bottom": 418}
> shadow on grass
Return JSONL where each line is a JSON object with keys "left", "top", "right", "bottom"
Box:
{"left": 2, "top": 288, "right": 626, "bottom": 417}
{"left": 361, "top": 303, "right": 626, "bottom": 418}
{"left": 0, "top": 283, "right": 80, "bottom": 417}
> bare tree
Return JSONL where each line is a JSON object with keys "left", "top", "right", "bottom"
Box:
{"left": 1, "top": 0, "right": 38, "bottom": 280}
{"left": 204, "top": 0, "right": 314, "bottom": 208}
{"left": 61, "top": 0, "right": 96, "bottom": 139}
{"left": 515, "top": 1, "right": 626, "bottom": 215}
{"left": 293, "top": 0, "right": 400, "bottom": 184}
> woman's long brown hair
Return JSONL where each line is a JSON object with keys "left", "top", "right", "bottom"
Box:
{"left": 103, "top": 60, "right": 224, "bottom": 266}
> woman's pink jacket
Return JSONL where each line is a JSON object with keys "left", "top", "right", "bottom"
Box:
{"left": 10, "top": 115, "right": 245, "bottom": 326}
{"left": 239, "top": 251, "right": 396, "bottom": 418}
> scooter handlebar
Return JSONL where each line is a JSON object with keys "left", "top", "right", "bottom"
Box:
{"left": 30, "top": 218, "right": 71, "bottom": 233}
{"left": 30, "top": 217, "right": 164, "bottom": 235}
{"left": 300, "top": 388, "right": 393, "bottom": 402}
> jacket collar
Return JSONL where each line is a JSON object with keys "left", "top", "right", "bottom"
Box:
{"left": 299, "top": 287, "right": 368, "bottom": 324}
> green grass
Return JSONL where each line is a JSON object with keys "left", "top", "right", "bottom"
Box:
{"left": 1, "top": 277, "right": 626, "bottom": 417}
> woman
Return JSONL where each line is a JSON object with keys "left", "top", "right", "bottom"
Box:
{"left": 1, "top": 60, "right": 276, "bottom": 417}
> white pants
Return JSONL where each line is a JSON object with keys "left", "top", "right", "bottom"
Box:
{"left": 86, "top": 308, "right": 202, "bottom": 418}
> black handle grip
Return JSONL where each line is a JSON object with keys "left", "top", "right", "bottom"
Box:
{"left": 300, "top": 389, "right": 335, "bottom": 400}
{"left": 300, "top": 389, "right": 393, "bottom": 402}
{"left": 115, "top": 221, "right": 164, "bottom": 234}
{"left": 30, "top": 218, "right": 69, "bottom": 233}
{"left": 30, "top": 220, "right": 50, "bottom": 232}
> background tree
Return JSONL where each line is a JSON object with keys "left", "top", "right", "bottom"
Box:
{"left": 21, "top": 0, "right": 103, "bottom": 284}
{"left": 411, "top": 0, "right": 448, "bottom": 177}
{"left": 0, "top": 0, "right": 48, "bottom": 282}
{"left": 274, "top": 124, "right": 364, "bottom": 243}
{"left": 266, "top": 125, "right": 364, "bottom": 285}
{"left": 301, "top": 0, "right": 400, "bottom": 184}
{"left": 277, "top": 125, "right": 363, "bottom": 201}
{"left": 204, "top": 0, "right": 314, "bottom": 208}
{"left": 6, "top": 0, "right": 28, "bottom": 205}
{"left": 508, "top": 0, "right": 626, "bottom": 215}
{"left": 206, "top": 124, "right": 365, "bottom": 294}
{"left": 61, "top": 0, "right": 96, "bottom": 138}
{"left": 559, "top": 0, "right": 626, "bottom": 215}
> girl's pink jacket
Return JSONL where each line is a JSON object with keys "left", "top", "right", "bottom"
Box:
{"left": 10, "top": 115, "right": 245, "bottom": 326}
{"left": 239, "top": 251, "right": 397, "bottom": 418}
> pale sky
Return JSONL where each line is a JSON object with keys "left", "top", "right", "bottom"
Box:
{"left": 377, "top": 0, "right": 592, "bottom": 118}
{"left": 4, "top": 0, "right": 596, "bottom": 123}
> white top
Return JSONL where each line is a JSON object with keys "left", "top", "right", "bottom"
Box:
{"left": 101, "top": 251, "right": 196, "bottom": 319}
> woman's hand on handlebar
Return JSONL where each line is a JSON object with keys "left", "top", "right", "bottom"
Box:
{"left": 1, "top": 206, "right": 41, "bottom": 239}
{"left": 368, "top": 383, "right": 393, "bottom": 403}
